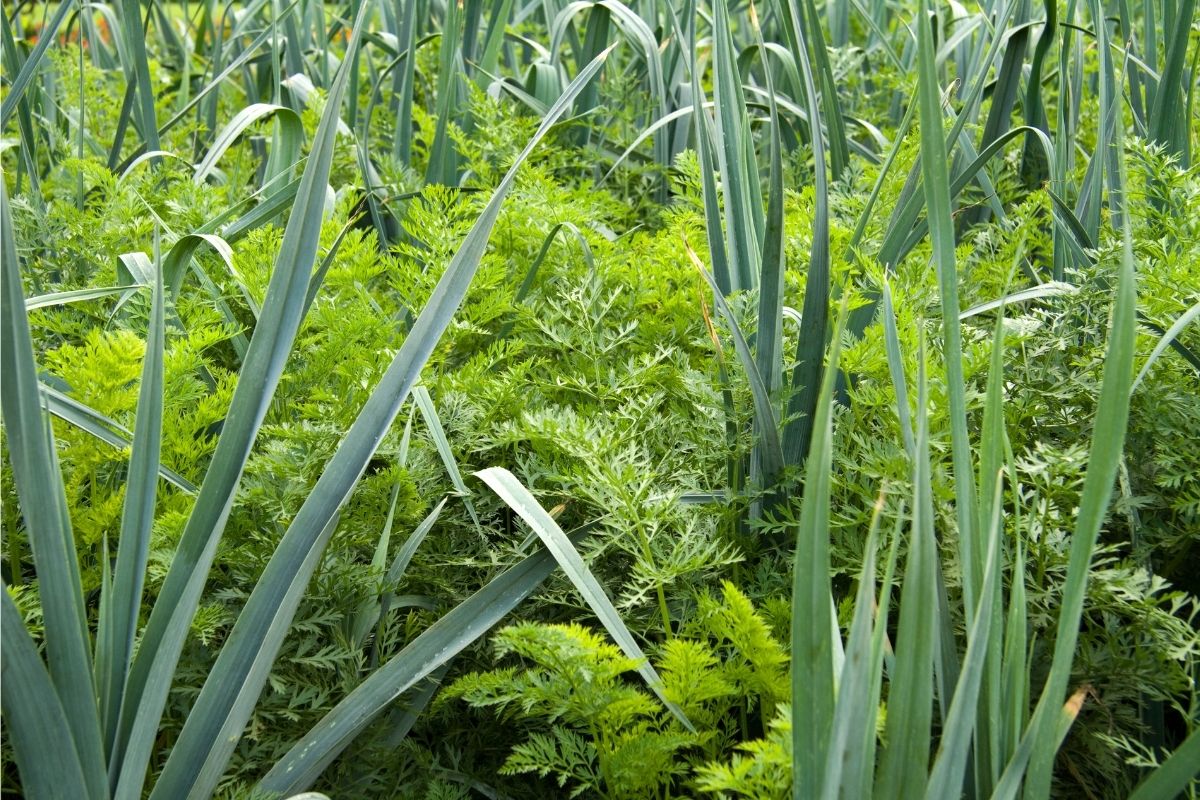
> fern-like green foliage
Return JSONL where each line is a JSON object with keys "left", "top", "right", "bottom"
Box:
{"left": 446, "top": 584, "right": 795, "bottom": 798}
{"left": 689, "top": 582, "right": 790, "bottom": 725}
{"left": 447, "top": 622, "right": 695, "bottom": 799}
{"left": 694, "top": 705, "right": 792, "bottom": 800}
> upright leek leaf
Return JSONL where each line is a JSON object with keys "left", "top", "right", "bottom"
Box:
{"left": 791, "top": 304, "right": 847, "bottom": 799}
{"left": 1147, "top": 0, "right": 1196, "bottom": 162}
{"left": 1127, "top": 729, "right": 1200, "bottom": 800}
{"left": 1019, "top": 133, "right": 1138, "bottom": 800}
{"left": 0, "top": 590, "right": 91, "bottom": 800}
{"left": 820, "top": 504, "right": 881, "bottom": 798}
{"left": 685, "top": 239, "right": 785, "bottom": 480}
{"left": 689, "top": 8, "right": 732, "bottom": 296}
{"left": 753, "top": 6, "right": 786, "bottom": 406}
{"left": 780, "top": 1, "right": 832, "bottom": 469}
{"left": 477, "top": 467, "right": 691, "bottom": 726}
{"left": 711, "top": 0, "right": 763, "bottom": 292}
{"left": 924, "top": 481, "right": 1003, "bottom": 798}
{"left": 0, "top": 174, "right": 107, "bottom": 800}
{"left": 875, "top": 346, "right": 937, "bottom": 800}
{"left": 114, "top": 3, "right": 380, "bottom": 794}
{"left": 259, "top": 537, "right": 579, "bottom": 795}
{"left": 117, "top": 0, "right": 160, "bottom": 156}
{"left": 95, "top": 255, "right": 165, "bottom": 756}
{"left": 913, "top": 0, "right": 979, "bottom": 618}
{"left": 0, "top": 0, "right": 73, "bottom": 128}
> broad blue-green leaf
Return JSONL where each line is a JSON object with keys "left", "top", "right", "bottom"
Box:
{"left": 1, "top": 588, "right": 91, "bottom": 800}
{"left": 25, "top": 285, "right": 139, "bottom": 311}
{"left": 0, "top": 0, "right": 73, "bottom": 128}
{"left": 1127, "top": 729, "right": 1200, "bottom": 800}
{"left": 913, "top": 0, "right": 979, "bottom": 621}
{"left": 413, "top": 385, "right": 481, "bottom": 533}
{"left": 0, "top": 174, "right": 107, "bottom": 800}
{"left": 875, "top": 347, "right": 937, "bottom": 800}
{"left": 95, "top": 257, "right": 166, "bottom": 754}
{"left": 685, "top": 239, "right": 785, "bottom": 481}
{"left": 791, "top": 302, "right": 847, "bottom": 799}
{"left": 39, "top": 382, "right": 196, "bottom": 494}
{"left": 114, "top": 4, "right": 379, "bottom": 795}
{"left": 192, "top": 103, "right": 303, "bottom": 185}
{"left": 1130, "top": 299, "right": 1200, "bottom": 392}
{"left": 259, "top": 537, "right": 578, "bottom": 795}
{"left": 1019, "top": 137, "right": 1139, "bottom": 800}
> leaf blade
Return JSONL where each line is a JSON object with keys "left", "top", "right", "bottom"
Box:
{"left": 0, "top": 172, "right": 107, "bottom": 800}
{"left": 477, "top": 467, "right": 692, "bottom": 729}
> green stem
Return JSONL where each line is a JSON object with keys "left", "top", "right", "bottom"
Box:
{"left": 635, "top": 520, "right": 673, "bottom": 638}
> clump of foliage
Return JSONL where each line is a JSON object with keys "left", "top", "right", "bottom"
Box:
{"left": 444, "top": 583, "right": 790, "bottom": 799}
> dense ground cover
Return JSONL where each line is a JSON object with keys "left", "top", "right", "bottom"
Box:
{"left": 2, "top": 0, "right": 1199, "bottom": 797}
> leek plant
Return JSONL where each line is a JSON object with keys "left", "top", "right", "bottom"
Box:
{"left": 781, "top": 1, "right": 1191, "bottom": 794}
{"left": 665, "top": 0, "right": 1198, "bottom": 796}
